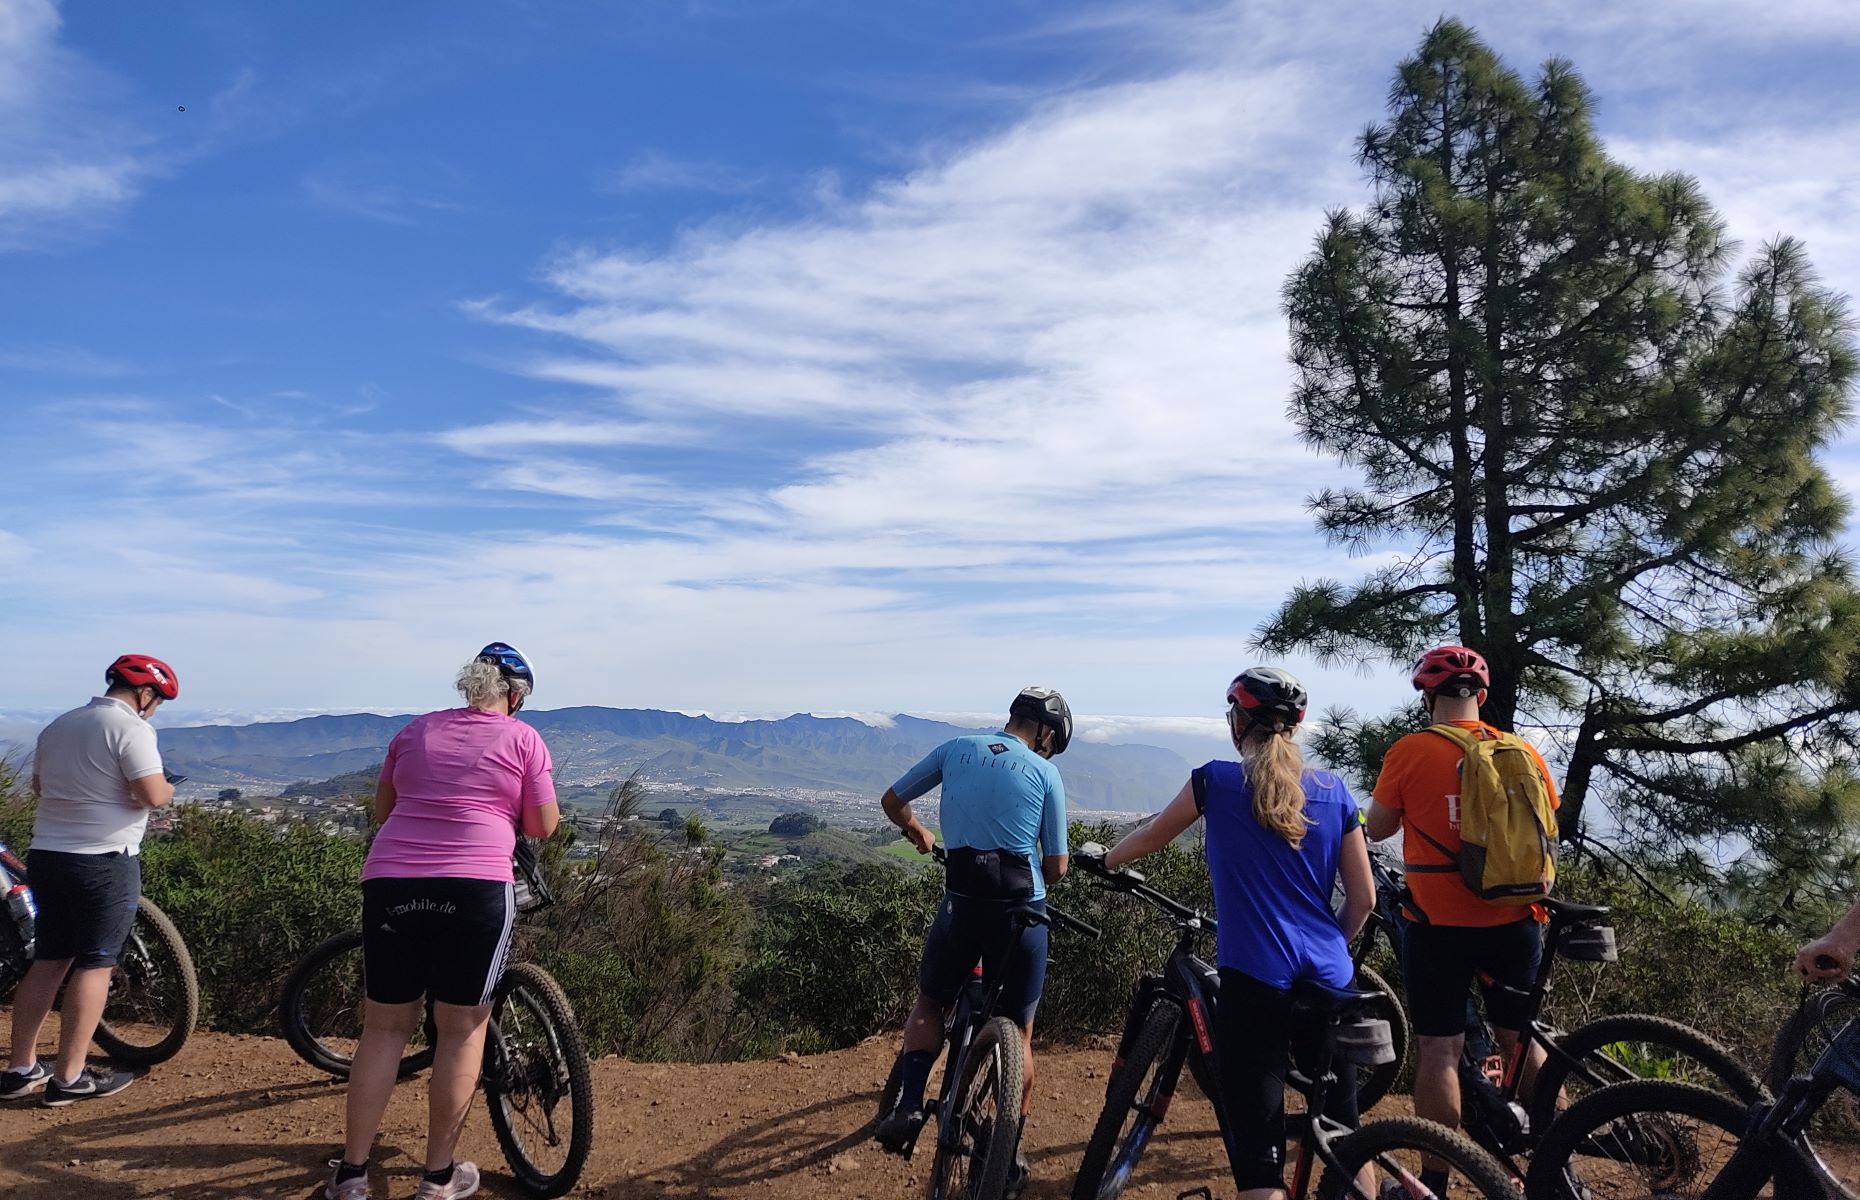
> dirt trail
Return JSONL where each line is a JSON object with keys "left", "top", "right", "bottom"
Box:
{"left": 2, "top": 1020, "right": 1855, "bottom": 1199}
{"left": 0, "top": 1020, "right": 1232, "bottom": 1200}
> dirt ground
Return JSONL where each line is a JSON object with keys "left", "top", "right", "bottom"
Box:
{"left": 1, "top": 1019, "right": 1855, "bottom": 1199}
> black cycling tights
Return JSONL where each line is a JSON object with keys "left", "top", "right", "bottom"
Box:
{"left": 1215, "top": 967, "right": 1360, "bottom": 1193}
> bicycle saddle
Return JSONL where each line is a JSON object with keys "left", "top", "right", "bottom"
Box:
{"left": 1290, "top": 979, "right": 1385, "bottom": 1013}
{"left": 1542, "top": 897, "right": 1610, "bottom": 923}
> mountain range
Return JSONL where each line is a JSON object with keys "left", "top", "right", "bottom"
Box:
{"left": 154, "top": 708, "right": 1195, "bottom": 812}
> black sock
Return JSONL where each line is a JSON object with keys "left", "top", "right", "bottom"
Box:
{"left": 897, "top": 1049, "right": 937, "bottom": 1113}
{"left": 423, "top": 1163, "right": 455, "bottom": 1186}
{"left": 1419, "top": 1166, "right": 1450, "bottom": 1196}
{"left": 334, "top": 1161, "right": 368, "bottom": 1184}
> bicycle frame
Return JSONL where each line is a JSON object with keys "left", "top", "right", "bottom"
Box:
{"left": 1732, "top": 1015, "right": 1860, "bottom": 1199}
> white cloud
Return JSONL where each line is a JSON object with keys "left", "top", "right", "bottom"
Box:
{"left": 0, "top": 0, "right": 154, "bottom": 244}
{"left": 600, "top": 150, "right": 760, "bottom": 195}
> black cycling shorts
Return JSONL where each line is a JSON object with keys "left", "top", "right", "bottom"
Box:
{"left": 1215, "top": 967, "right": 1360, "bottom": 1193}
{"left": 29, "top": 848, "right": 140, "bottom": 969}
{"left": 1400, "top": 918, "right": 1543, "bottom": 1038}
{"left": 918, "top": 893, "right": 1049, "bottom": 1027}
{"left": 361, "top": 877, "right": 515, "bottom": 1007}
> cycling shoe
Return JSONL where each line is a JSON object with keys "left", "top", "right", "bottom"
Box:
{"left": 874, "top": 1106, "right": 926, "bottom": 1155}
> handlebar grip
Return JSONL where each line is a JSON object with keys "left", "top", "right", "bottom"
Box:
{"left": 1049, "top": 907, "right": 1100, "bottom": 939}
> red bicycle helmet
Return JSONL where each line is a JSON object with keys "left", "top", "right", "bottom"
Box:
{"left": 107, "top": 654, "right": 180, "bottom": 700}
{"left": 1227, "top": 667, "right": 1307, "bottom": 729}
{"left": 1411, "top": 645, "right": 1489, "bottom": 696}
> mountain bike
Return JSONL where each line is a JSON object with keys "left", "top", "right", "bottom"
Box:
{"left": 1071, "top": 850, "right": 1513, "bottom": 1200}
{"left": 0, "top": 839, "right": 199, "bottom": 1067}
{"left": 277, "top": 889, "right": 592, "bottom": 1197}
{"left": 1767, "top": 972, "right": 1860, "bottom": 1149}
{"left": 876, "top": 847, "right": 1102, "bottom": 1200}
{"left": 1523, "top": 955, "right": 1860, "bottom": 1200}
{"left": 1355, "top": 849, "right": 1761, "bottom": 1176}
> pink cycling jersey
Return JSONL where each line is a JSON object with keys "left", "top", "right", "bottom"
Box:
{"left": 362, "top": 708, "right": 557, "bottom": 884}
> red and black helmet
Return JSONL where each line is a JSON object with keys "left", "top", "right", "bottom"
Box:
{"left": 1411, "top": 645, "right": 1489, "bottom": 696}
{"left": 1226, "top": 667, "right": 1307, "bottom": 729}
{"left": 107, "top": 654, "right": 180, "bottom": 700}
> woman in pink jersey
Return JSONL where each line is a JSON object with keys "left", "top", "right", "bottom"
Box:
{"left": 327, "top": 643, "right": 560, "bottom": 1200}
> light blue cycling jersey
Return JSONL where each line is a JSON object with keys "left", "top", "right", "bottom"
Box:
{"left": 892, "top": 732, "right": 1067, "bottom": 900}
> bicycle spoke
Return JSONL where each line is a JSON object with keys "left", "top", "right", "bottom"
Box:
{"left": 1560, "top": 1108, "right": 1764, "bottom": 1198}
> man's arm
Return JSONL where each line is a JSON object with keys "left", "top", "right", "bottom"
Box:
{"left": 882, "top": 787, "right": 936, "bottom": 855}
{"left": 1365, "top": 800, "right": 1401, "bottom": 841}
{"left": 373, "top": 770, "right": 398, "bottom": 827}
{"left": 127, "top": 773, "right": 174, "bottom": 810}
{"left": 1797, "top": 896, "right": 1860, "bottom": 982}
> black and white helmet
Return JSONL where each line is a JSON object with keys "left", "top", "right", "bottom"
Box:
{"left": 1226, "top": 667, "right": 1307, "bottom": 731}
{"left": 1009, "top": 686, "right": 1073, "bottom": 755}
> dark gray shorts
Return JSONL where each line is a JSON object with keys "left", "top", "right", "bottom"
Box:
{"left": 29, "top": 848, "right": 141, "bottom": 969}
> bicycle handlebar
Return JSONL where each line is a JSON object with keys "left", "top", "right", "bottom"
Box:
{"left": 1075, "top": 850, "right": 1217, "bottom": 936}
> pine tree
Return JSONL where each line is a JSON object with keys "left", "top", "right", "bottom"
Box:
{"left": 1258, "top": 20, "right": 1860, "bottom": 897}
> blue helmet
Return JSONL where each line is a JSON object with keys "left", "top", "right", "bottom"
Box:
{"left": 477, "top": 642, "right": 535, "bottom": 694}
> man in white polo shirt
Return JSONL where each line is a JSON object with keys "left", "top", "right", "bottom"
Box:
{"left": 1, "top": 654, "right": 180, "bottom": 1106}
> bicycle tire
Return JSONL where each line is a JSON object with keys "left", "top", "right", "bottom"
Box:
{"left": 1318, "top": 1114, "right": 1515, "bottom": 1199}
{"left": 928, "top": 1016, "right": 1023, "bottom": 1200}
{"left": 1524, "top": 1079, "right": 1823, "bottom": 1200}
{"left": 91, "top": 897, "right": 198, "bottom": 1066}
{"left": 1528, "top": 1012, "right": 1762, "bottom": 1143}
{"left": 485, "top": 962, "right": 595, "bottom": 1198}
{"left": 277, "top": 929, "right": 436, "bottom": 1080}
{"left": 1766, "top": 984, "right": 1860, "bottom": 1155}
{"left": 1352, "top": 964, "right": 1407, "bottom": 1113}
{"left": 1072, "top": 999, "right": 1182, "bottom": 1200}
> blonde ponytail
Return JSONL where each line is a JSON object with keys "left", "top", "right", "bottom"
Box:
{"left": 1240, "top": 725, "right": 1310, "bottom": 849}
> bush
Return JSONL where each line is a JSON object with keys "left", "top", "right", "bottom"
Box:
{"left": 138, "top": 806, "right": 367, "bottom": 1031}
{"left": 734, "top": 862, "right": 942, "bottom": 1054}
{"left": 529, "top": 782, "right": 748, "bottom": 1061}
{"left": 768, "top": 812, "right": 824, "bottom": 838}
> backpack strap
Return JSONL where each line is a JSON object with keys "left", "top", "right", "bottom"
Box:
{"left": 1405, "top": 723, "right": 1475, "bottom": 874}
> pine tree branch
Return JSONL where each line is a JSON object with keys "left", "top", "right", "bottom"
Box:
{"left": 1606, "top": 702, "right": 1851, "bottom": 755}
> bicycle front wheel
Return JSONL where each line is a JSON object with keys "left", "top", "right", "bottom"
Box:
{"left": 1318, "top": 1115, "right": 1516, "bottom": 1198}
{"left": 1528, "top": 1013, "right": 1762, "bottom": 1142}
{"left": 91, "top": 897, "right": 198, "bottom": 1066}
{"left": 1767, "top": 984, "right": 1860, "bottom": 1155}
{"left": 1072, "top": 999, "right": 1182, "bottom": 1200}
{"left": 928, "top": 1016, "right": 1023, "bottom": 1200}
{"left": 484, "top": 962, "right": 594, "bottom": 1198}
{"left": 277, "top": 929, "right": 436, "bottom": 1080}
{"left": 1523, "top": 1079, "right": 1820, "bottom": 1200}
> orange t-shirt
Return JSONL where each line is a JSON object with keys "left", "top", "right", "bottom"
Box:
{"left": 1372, "top": 720, "right": 1560, "bottom": 928}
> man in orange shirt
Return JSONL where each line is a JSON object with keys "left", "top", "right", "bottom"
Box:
{"left": 1366, "top": 645, "right": 1558, "bottom": 1187}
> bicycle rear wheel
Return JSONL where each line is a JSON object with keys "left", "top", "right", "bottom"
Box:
{"left": 928, "top": 1016, "right": 1023, "bottom": 1200}
{"left": 91, "top": 898, "right": 199, "bottom": 1066}
{"left": 484, "top": 962, "right": 594, "bottom": 1198}
{"left": 1528, "top": 1013, "right": 1762, "bottom": 1144}
{"left": 1072, "top": 999, "right": 1182, "bottom": 1200}
{"left": 1318, "top": 1115, "right": 1515, "bottom": 1198}
{"left": 277, "top": 929, "right": 436, "bottom": 1079}
{"left": 1523, "top": 1079, "right": 1821, "bottom": 1200}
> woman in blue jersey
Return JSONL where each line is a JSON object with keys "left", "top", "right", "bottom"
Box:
{"left": 1091, "top": 667, "right": 1374, "bottom": 1200}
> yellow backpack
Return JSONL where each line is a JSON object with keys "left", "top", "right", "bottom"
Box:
{"left": 1414, "top": 724, "right": 1558, "bottom": 905}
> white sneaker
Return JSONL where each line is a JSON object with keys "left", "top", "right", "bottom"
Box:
{"left": 323, "top": 1160, "right": 371, "bottom": 1200}
{"left": 413, "top": 1161, "right": 480, "bottom": 1200}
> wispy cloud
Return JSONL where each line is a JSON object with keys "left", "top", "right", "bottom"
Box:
{"left": 599, "top": 150, "right": 761, "bottom": 195}
{"left": 302, "top": 158, "right": 465, "bottom": 225}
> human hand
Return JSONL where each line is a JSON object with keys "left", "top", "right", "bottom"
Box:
{"left": 906, "top": 822, "right": 936, "bottom": 856}
{"left": 1794, "top": 935, "right": 1854, "bottom": 983}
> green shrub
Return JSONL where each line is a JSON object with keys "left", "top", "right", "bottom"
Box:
{"left": 138, "top": 806, "right": 368, "bottom": 1030}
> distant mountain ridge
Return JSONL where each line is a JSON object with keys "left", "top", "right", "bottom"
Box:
{"left": 155, "top": 708, "right": 1188, "bottom": 812}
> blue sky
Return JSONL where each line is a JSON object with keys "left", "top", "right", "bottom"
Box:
{"left": 5, "top": 0, "right": 1860, "bottom": 754}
